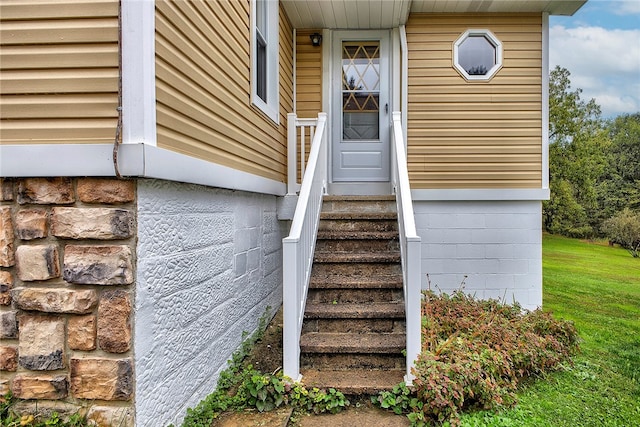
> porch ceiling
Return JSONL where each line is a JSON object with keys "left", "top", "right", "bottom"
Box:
{"left": 281, "top": 0, "right": 586, "bottom": 29}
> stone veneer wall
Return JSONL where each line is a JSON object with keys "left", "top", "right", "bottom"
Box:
{"left": 0, "top": 177, "right": 136, "bottom": 426}
{"left": 414, "top": 200, "right": 543, "bottom": 311}
{"left": 134, "top": 179, "right": 284, "bottom": 427}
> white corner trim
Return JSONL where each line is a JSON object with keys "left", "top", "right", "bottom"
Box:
{"left": 0, "top": 144, "right": 286, "bottom": 196}
{"left": 121, "top": 0, "right": 157, "bottom": 146}
{"left": 411, "top": 188, "right": 550, "bottom": 201}
{"left": 542, "top": 12, "right": 550, "bottom": 190}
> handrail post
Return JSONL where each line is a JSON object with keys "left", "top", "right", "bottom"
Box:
{"left": 405, "top": 238, "right": 421, "bottom": 383}
{"left": 283, "top": 239, "right": 301, "bottom": 381}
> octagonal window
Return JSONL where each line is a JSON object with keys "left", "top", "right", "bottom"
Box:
{"left": 453, "top": 30, "right": 502, "bottom": 81}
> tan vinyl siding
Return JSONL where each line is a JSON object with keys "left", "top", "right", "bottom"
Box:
{"left": 406, "top": 14, "right": 543, "bottom": 189}
{"left": 0, "top": 0, "right": 119, "bottom": 145}
{"left": 294, "top": 29, "right": 323, "bottom": 181}
{"left": 295, "top": 30, "right": 323, "bottom": 119}
{"left": 155, "top": 0, "right": 294, "bottom": 183}
{"left": 279, "top": 6, "right": 295, "bottom": 126}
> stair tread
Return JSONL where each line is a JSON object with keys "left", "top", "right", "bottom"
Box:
{"left": 300, "top": 332, "right": 405, "bottom": 353}
{"left": 314, "top": 251, "right": 401, "bottom": 263}
{"left": 317, "top": 230, "right": 399, "bottom": 240}
{"left": 310, "top": 276, "right": 403, "bottom": 289}
{"left": 323, "top": 195, "right": 396, "bottom": 201}
{"left": 301, "top": 369, "right": 405, "bottom": 395}
{"left": 320, "top": 211, "right": 397, "bottom": 220}
{"left": 305, "top": 302, "right": 405, "bottom": 318}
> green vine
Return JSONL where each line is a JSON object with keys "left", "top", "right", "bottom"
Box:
{"left": 0, "top": 393, "right": 89, "bottom": 427}
{"left": 173, "top": 308, "right": 349, "bottom": 427}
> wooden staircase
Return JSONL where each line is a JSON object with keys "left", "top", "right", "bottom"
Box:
{"left": 300, "top": 195, "right": 406, "bottom": 394}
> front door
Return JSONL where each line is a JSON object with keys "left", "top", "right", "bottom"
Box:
{"left": 332, "top": 31, "right": 390, "bottom": 186}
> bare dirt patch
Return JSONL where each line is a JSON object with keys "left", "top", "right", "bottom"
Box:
{"left": 243, "top": 307, "right": 284, "bottom": 374}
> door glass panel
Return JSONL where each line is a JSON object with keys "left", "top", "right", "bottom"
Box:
{"left": 342, "top": 42, "right": 380, "bottom": 140}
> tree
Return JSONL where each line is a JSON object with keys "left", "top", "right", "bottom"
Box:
{"left": 544, "top": 66, "right": 610, "bottom": 237}
{"left": 549, "top": 67, "right": 603, "bottom": 146}
{"left": 597, "top": 113, "right": 640, "bottom": 219}
{"left": 544, "top": 179, "right": 592, "bottom": 237}
{"left": 602, "top": 208, "right": 640, "bottom": 257}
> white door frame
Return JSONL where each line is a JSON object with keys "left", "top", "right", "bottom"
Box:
{"left": 324, "top": 29, "right": 394, "bottom": 195}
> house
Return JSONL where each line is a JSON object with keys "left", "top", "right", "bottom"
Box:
{"left": 0, "top": 0, "right": 586, "bottom": 425}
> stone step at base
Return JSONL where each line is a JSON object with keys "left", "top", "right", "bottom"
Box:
{"left": 301, "top": 369, "right": 406, "bottom": 395}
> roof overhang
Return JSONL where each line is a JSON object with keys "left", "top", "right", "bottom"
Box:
{"left": 281, "top": 0, "right": 587, "bottom": 29}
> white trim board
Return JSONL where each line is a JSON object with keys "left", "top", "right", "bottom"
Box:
{"left": 542, "top": 12, "right": 550, "bottom": 190}
{"left": 121, "top": 0, "right": 157, "bottom": 146}
{"left": 412, "top": 189, "right": 550, "bottom": 201}
{"left": 0, "top": 144, "right": 286, "bottom": 196}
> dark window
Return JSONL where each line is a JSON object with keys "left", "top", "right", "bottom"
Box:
{"left": 458, "top": 35, "right": 496, "bottom": 76}
{"left": 256, "top": 32, "right": 267, "bottom": 102}
{"left": 252, "top": 0, "right": 279, "bottom": 122}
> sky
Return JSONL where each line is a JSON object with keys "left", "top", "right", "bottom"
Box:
{"left": 549, "top": 0, "right": 640, "bottom": 118}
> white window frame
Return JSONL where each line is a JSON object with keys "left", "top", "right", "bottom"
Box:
{"left": 252, "top": 0, "right": 279, "bottom": 123}
{"left": 453, "top": 29, "right": 503, "bottom": 82}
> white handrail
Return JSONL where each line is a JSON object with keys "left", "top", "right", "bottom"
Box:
{"left": 391, "top": 111, "right": 421, "bottom": 385}
{"left": 283, "top": 112, "right": 328, "bottom": 381}
{"left": 287, "top": 113, "right": 317, "bottom": 195}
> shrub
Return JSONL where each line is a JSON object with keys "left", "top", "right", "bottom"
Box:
{"left": 373, "top": 291, "right": 580, "bottom": 426}
{"left": 602, "top": 208, "right": 640, "bottom": 257}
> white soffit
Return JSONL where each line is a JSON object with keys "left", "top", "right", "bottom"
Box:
{"left": 281, "top": 0, "right": 586, "bottom": 29}
{"left": 410, "top": 0, "right": 587, "bottom": 15}
{"left": 281, "top": 0, "right": 412, "bottom": 29}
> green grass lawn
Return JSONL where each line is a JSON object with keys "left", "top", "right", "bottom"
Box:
{"left": 459, "top": 234, "right": 640, "bottom": 427}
